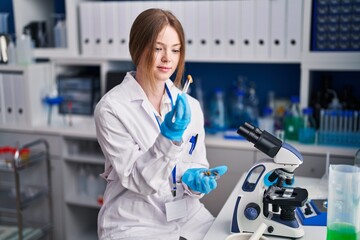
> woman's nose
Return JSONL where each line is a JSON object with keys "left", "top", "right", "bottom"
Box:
{"left": 161, "top": 51, "right": 171, "bottom": 62}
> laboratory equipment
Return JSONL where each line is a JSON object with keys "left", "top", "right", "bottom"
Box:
{"left": 171, "top": 75, "right": 192, "bottom": 123}
{"left": 231, "top": 122, "right": 308, "bottom": 238}
{"left": 296, "top": 199, "right": 327, "bottom": 226}
{"left": 284, "top": 96, "right": 302, "bottom": 141}
{"left": 327, "top": 164, "right": 360, "bottom": 240}
{"left": 209, "top": 88, "right": 227, "bottom": 132}
{"left": 298, "top": 107, "right": 316, "bottom": 144}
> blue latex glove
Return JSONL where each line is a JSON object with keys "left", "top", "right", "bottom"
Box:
{"left": 182, "top": 165, "right": 228, "bottom": 194}
{"left": 160, "top": 93, "right": 191, "bottom": 142}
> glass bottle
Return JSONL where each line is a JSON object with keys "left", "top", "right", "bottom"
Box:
{"left": 210, "top": 88, "right": 226, "bottom": 132}
{"left": 284, "top": 96, "right": 302, "bottom": 141}
{"left": 299, "top": 107, "right": 316, "bottom": 144}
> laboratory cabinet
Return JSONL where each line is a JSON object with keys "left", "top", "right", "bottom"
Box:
{"left": 62, "top": 136, "right": 105, "bottom": 240}
{"left": 0, "top": 139, "right": 52, "bottom": 240}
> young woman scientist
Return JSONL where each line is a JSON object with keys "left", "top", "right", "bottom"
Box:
{"left": 94, "top": 8, "right": 228, "bottom": 240}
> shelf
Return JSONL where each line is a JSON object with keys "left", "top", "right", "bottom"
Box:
{"left": 0, "top": 183, "right": 49, "bottom": 211}
{"left": 65, "top": 194, "right": 101, "bottom": 209}
{"left": 64, "top": 154, "right": 104, "bottom": 164}
{"left": 0, "top": 150, "right": 46, "bottom": 172}
{"left": 0, "top": 224, "right": 51, "bottom": 240}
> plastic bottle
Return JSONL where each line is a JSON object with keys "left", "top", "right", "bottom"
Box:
{"left": 284, "top": 96, "right": 302, "bottom": 141}
{"left": 230, "top": 90, "right": 250, "bottom": 129}
{"left": 355, "top": 149, "right": 360, "bottom": 168}
{"left": 245, "top": 83, "right": 259, "bottom": 127}
{"left": 77, "top": 164, "right": 88, "bottom": 197}
{"left": 299, "top": 107, "right": 316, "bottom": 144}
{"left": 6, "top": 36, "right": 16, "bottom": 64}
{"left": 16, "top": 32, "right": 33, "bottom": 65}
{"left": 210, "top": 88, "right": 226, "bottom": 132}
{"left": 259, "top": 107, "right": 275, "bottom": 135}
{"left": 54, "top": 18, "right": 67, "bottom": 48}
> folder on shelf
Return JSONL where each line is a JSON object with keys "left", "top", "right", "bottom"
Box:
{"left": 102, "top": 2, "right": 118, "bottom": 58}
{"left": 117, "top": 2, "right": 131, "bottom": 59}
{"left": 91, "top": 2, "right": 104, "bottom": 57}
{"left": 255, "top": 0, "right": 270, "bottom": 59}
{"left": 154, "top": 1, "right": 170, "bottom": 10}
{"left": 79, "top": 2, "right": 94, "bottom": 56}
{"left": 286, "top": 0, "right": 303, "bottom": 59}
{"left": 170, "top": 1, "right": 185, "bottom": 26}
{"left": 183, "top": 1, "right": 198, "bottom": 59}
{"left": 211, "top": 1, "right": 227, "bottom": 60}
{"left": 2, "top": 73, "right": 15, "bottom": 124}
{"left": 197, "top": 1, "right": 211, "bottom": 60}
{"left": 226, "top": 1, "right": 240, "bottom": 60}
{"left": 13, "top": 73, "right": 28, "bottom": 126}
{"left": 270, "top": 0, "right": 287, "bottom": 59}
{"left": 240, "top": 0, "right": 255, "bottom": 58}
{"left": 0, "top": 74, "right": 5, "bottom": 124}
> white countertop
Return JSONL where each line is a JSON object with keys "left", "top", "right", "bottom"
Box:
{"left": 0, "top": 123, "right": 357, "bottom": 157}
{"left": 204, "top": 175, "right": 328, "bottom": 240}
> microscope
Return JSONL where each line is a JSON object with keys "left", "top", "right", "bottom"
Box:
{"left": 231, "top": 122, "right": 308, "bottom": 238}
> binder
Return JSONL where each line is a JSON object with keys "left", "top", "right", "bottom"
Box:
{"left": 118, "top": 2, "right": 131, "bottom": 59}
{"left": 0, "top": 74, "right": 5, "bottom": 124}
{"left": 91, "top": 2, "right": 104, "bottom": 57}
{"left": 12, "top": 73, "right": 27, "bottom": 126}
{"left": 79, "top": 2, "right": 93, "bottom": 56}
{"left": 169, "top": 1, "right": 185, "bottom": 26}
{"left": 102, "top": 2, "right": 118, "bottom": 58}
{"left": 240, "top": 0, "right": 255, "bottom": 58}
{"left": 2, "top": 73, "right": 15, "bottom": 124}
{"left": 183, "top": 1, "right": 198, "bottom": 59}
{"left": 255, "top": 0, "right": 270, "bottom": 59}
{"left": 286, "top": 0, "right": 303, "bottom": 59}
{"left": 211, "top": 1, "right": 227, "bottom": 60}
{"left": 270, "top": 0, "right": 287, "bottom": 59}
{"left": 197, "top": 1, "right": 211, "bottom": 59}
{"left": 226, "top": 1, "right": 240, "bottom": 60}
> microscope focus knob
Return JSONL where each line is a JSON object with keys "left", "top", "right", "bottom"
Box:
{"left": 244, "top": 203, "right": 260, "bottom": 220}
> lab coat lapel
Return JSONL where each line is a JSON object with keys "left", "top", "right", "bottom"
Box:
{"left": 123, "top": 72, "right": 162, "bottom": 130}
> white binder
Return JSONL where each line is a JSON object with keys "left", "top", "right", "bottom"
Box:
{"left": 240, "top": 0, "right": 255, "bottom": 58}
{"left": 13, "top": 73, "right": 27, "bottom": 126}
{"left": 0, "top": 74, "right": 5, "bottom": 124}
{"left": 211, "top": 1, "right": 226, "bottom": 60}
{"left": 91, "top": 2, "right": 104, "bottom": 57}
{"left": 102, "top": 2, "right": 118, "bottom": 58}
{"left": 79, "top": 2, "right": 93, "bottom": 56}
{"left": 286, "top": 0, "right": 303, "bottom": 59}
{"left": 270, "top": 0, "right": 287, "bottom": 59}
{"left": 169, "top": 1, "right": 185, "bottom": 26}
{"left": 118, "top": 2, "right": 131, "bottom": 59}
{"left": 226, "top": 1, "right": 240, "bottom": 60}
{"left": 183, "top": 1, "right": 198, "bottom": 59}
{"left": 255, "top": 0, "right": 270, "bottom": 59}
{"left": 155, "top": 1, "right": 170, "bottom": 10}
{"left": 2, "top": 73, "right": 15, "bottom": 124}
{"left": 197, "top": 1, "right": 211, "bottom": 59}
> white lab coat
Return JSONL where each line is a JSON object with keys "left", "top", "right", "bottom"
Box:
{"left": 94, "top": 72, "right": 214, "bottom": 240}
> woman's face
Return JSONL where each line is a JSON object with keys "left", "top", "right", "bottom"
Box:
{"left": 152, "top": 26, "right": 181, "bottom": 82}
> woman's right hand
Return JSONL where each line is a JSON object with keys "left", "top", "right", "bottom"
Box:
{"left": 160, "top": 93, "right": 191, "bottom": 142}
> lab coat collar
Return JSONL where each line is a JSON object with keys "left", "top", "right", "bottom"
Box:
{"left": 124, "top": 71, "right": 176, "bottom": 104}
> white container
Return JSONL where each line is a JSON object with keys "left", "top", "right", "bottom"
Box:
{"left": 225, "top": 233, "right": 269, "bottom": 240}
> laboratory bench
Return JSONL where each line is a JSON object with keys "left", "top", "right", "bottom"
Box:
{"left": 0, "top": 122, "right": 357, "bottom": 240}
{"left": 204, "top": 175, "right": 328, "bottom": 240}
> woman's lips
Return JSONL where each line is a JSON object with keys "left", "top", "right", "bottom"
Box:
{"left": 157, "top": 66, "right": 172, "bottom": 72}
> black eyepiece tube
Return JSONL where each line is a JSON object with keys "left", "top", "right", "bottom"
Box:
{"left": 237, "top": 122, "right": 282, "bottom": 158}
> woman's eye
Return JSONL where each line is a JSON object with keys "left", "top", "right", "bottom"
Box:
{"left": 155, "top": 47, "right": 162, "bottom": 51}
{"left": 172, "top": 49, "right": 180, "bottom": 53}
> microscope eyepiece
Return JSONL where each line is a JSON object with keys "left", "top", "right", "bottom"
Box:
{"left": 237, "top": 122, "right": 282, "bottom": 158}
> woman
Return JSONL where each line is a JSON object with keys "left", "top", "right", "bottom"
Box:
{"left": 94, "top": 8, "right": 227, "bottom": 240}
